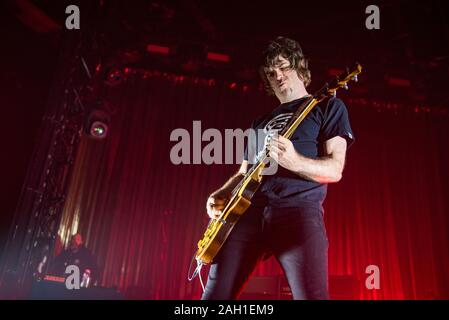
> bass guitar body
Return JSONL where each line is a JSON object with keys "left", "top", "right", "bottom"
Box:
{"left": 195, "top": 172, "right": 263, "bottom": 265}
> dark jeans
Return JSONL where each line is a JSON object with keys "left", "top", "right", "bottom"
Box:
{"left": 201, "top": 205, "right": 329, "bottom": 300}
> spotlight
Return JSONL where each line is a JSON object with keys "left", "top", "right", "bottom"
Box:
{"left": 89, "top": 121, "right": 108, "bottom": 139}
{"left": 105, "top": 67, "right": 125, "bottom": 87}
{"left": 85, "top": 109, "right": 110, "bottom": 140}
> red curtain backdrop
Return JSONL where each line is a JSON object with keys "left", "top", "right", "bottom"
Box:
{"left": 56, "top": 70, "right": 449, "bottom": 299}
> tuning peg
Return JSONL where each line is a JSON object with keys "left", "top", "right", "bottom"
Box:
{"left": 332, "top": 91, "right": 337, "bottom": 97}
{"left": 352, "top": 75, "right": 358, "bottom": 82}
{"left": 343, "top": 83, "right": 349, "bottom": 90}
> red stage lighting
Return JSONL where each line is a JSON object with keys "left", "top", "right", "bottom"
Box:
{"left": 146, "top": 44, "right": 170, "bottom": 55}
{"left": 386, "top": 76, "right": 411, "bottom": 87}
{"left": 207, "top": 52, "right": 230, "bottom": 62}
{"left": 328, "top": 68, "right": 343, "bottom": 76}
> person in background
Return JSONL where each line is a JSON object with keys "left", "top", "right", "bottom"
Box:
{"left": 50, "top": 233, "right": 99, "bottom": 286}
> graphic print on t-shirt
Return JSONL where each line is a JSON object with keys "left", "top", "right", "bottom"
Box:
{"left": 264, "top": 112, "right": 293, "bottom": 133}
{"left": 256, "top": 112, "right": 293, "bottom": 161}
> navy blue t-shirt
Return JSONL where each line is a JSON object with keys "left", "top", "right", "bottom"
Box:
{"left": 244, "top": 96, "right": 354, "bottom": 210}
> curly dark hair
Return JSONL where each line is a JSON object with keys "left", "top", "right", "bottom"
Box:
{"left": 259, "top": 36, "right": 311, "bottom": 95}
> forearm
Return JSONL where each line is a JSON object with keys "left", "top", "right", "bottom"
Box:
{"left": 216, "top": 172, "right": 245, "bottom": 195}
{"left": 293, "top": 153, "right": 343, "bottom": 183}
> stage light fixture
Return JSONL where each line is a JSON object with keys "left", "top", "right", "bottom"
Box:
{"left": 85, "top": 109, "right": 110, "bottom": 140}
{"left": 146, "top": 44, "right": 170, "bottom": 55}
{"left": 104, "top": 67, "right": 125, "bottom": 87}
{"left": 89, "top": 121, "right": 108, "bottom": 139}
{"left": 207, "top": 52, "right": 230, "bottom": 62}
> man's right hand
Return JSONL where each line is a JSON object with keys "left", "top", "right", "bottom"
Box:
{"left": 205, "top": 165, "right": 247, "bottom": 219}
{"left": 206, "top": 191, "right": 229, "bottom": 219}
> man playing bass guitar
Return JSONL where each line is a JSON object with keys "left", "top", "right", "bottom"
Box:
{"left": 202, "top": 37, "right": 355, "bottom": 300}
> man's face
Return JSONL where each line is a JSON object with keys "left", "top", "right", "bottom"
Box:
{"left": 70, "top": 234, "right": 83, "bottom": 250}
{"left": 264, "top": 55, "right": 303, "bottom": 98}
